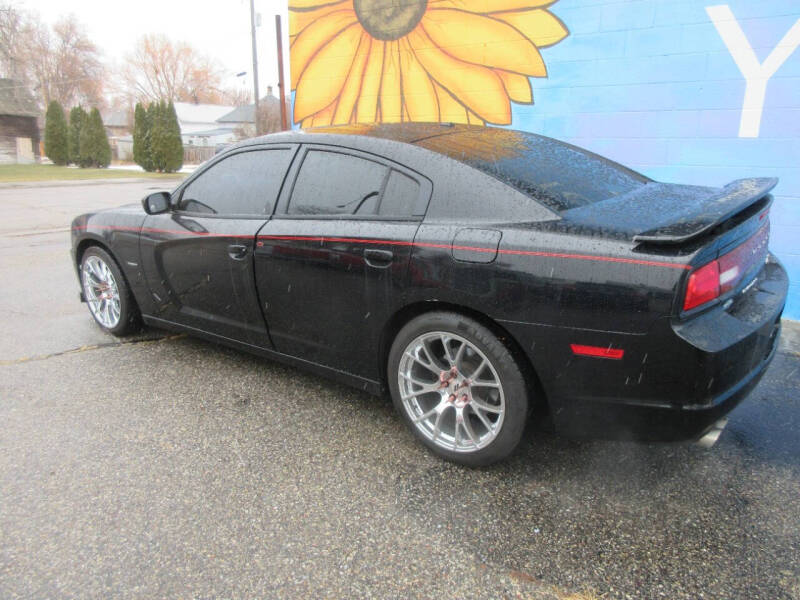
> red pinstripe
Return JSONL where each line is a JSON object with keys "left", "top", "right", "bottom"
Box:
{"left": 72, "top": 225, "right": 690, "bottom": 270}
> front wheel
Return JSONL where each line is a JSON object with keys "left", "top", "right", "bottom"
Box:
{"left": 80, "top": 246, "right": 141, "bottom": 336}
{"left": 388, "top": 312, "right": 529, "bottom": 466}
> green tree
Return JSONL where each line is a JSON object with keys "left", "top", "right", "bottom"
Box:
{"left": 79, "top": 107, "right": 111, "bottom": 168}
{"left": 132, "top": 102, "right": 152, "bottom": 171}
{"left": 163, "top": 101, "right": 183, "bottom": 173}
{"left": 67, "top": 105, "right": 87, "bottom": 165}
{"left": 144, "top": 102, "right": 160, "bottom": 172}
{"left": 44, "top": 101, "right": 69, "bottom": 165}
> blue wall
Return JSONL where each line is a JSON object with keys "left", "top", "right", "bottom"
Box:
{"left": 512, "top": 0, "right": 799, "bottom": 319}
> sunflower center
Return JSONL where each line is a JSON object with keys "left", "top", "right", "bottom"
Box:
{"left": 354, "top": 0, "right": 428, "bottom": 41}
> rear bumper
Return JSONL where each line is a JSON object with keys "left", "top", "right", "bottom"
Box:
{"left": 502, "top": 254, "right": 788, "bottom": 442}
{"left": 548, "top": 321, "right": 779, "bottom": 442}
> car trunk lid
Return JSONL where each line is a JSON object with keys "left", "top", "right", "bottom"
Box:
{"left": 561, "top": 177, "right": 777, "bottom": 245}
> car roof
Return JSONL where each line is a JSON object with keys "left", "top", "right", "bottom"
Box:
{"left": 234, "top": 123, "right": 649, "bottom": 214}
{"left": 238, "top": 122, "right": 572, "bottom": 157}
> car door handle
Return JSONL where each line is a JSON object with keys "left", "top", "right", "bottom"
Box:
{"left": 227, "top": 244, "right": 249, "bottom": 260}
{"left": 364, "top": 248, "right": 394, "bottom": 268}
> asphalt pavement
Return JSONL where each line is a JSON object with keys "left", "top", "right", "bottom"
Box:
{"left": 1, "top": 181, "right": 799, "bottom": 599}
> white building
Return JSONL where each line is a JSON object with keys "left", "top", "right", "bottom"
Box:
{"left": 173, "top": 102, "right": 235, "bottom": 134}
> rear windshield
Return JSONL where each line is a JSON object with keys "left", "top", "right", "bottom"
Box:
{"left": 415, "top": 128, "right": 649, "bottom": 213}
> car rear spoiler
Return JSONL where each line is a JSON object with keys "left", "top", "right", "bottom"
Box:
{"left": 632, "top": 178, "right": 777, "bottom": 244}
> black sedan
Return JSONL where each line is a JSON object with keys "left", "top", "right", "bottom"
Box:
{"left": 71, "top": 124, "right": 788, "bottom": 465}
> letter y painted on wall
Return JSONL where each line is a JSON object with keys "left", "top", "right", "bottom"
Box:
{"left": 707, "top": 5, "right": 800, "bottom": 138}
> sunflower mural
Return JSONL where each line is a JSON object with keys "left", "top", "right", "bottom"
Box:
{"left": 289, "top": 0, "right": 569, "bottom": 127}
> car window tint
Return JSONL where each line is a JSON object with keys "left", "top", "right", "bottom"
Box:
{"left": 289, "top": 150, "right": 388, "bottom": 216}
{"left": 379, "top": 170, "right": 421, "bottom": 217}
{"left": 178, "top": 149, "right": 292, "bottom": 215}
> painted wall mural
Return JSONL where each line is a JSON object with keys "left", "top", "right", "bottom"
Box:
{"left": 287, "top": 1, "right": 800, "bottom": 320}
{"left": 289, "top": 0, "right": 569, "bottom": 127}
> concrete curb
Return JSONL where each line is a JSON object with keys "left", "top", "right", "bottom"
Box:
{"left": 0, "top": 177, "right": 184, "bottom": 189}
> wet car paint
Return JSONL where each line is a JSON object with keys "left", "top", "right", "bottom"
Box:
{"left": 70, "top": 123, "right": 789, "bottom": 443}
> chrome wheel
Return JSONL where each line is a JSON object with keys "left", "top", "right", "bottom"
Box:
{"left": 81, "top": 255, "right": 121, "bottom": 329}
{"left": 398, "top": 331, "right": 506, "bottom": 453}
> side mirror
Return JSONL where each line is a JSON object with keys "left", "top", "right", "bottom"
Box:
{"left": 142, "top": 191, "right": 171, "bottom": 215}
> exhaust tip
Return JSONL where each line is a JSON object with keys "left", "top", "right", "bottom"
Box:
{"left": 695, "top": 418, "right": 728, "bottom": 448}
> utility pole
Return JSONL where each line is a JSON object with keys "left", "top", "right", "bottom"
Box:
{"left": 250, "top": 0, "right": 260, "bottom": 135}
{"left": 275, "top": 15, "right": 288, "bottom": 131}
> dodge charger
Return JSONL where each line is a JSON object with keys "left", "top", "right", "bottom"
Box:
{"left": 71, "top": 124, "right": 788, "bottom": 465}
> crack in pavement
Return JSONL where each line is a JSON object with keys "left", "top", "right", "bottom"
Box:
{"left": 0, "top": 333, "right": 186, "bottom": 365}
{"left": 1, "top": 227, "right": 71, "bottom": 237}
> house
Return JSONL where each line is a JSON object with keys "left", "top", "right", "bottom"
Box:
{"left": 216, "top": 87, "right": 289, "bottom": 139}
{"left": 183, "top": 127, "right": 237, "bottom": 147}
{"left": 0, "top": 79, "right": 40, "bottom": 164}
{"left": 115, "top": 135, "right": 133, "bottom": 162}
{"left": 103, "top": 109, "right": 132, "bottom": 161}
{"left": 103, "top": 109, "right": 131, "bottom": 137}
{"left": 174, "top": 101, "right": 234, "bottom": 131}
{"left": 172, "top": 101, "right": 237, "bottom": 152}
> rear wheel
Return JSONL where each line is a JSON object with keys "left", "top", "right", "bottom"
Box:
{"left": 80, "top": 246, "right": 141, "bottom": 336}
{"left": 388, "top": 312, "right": 529, "bottom": 466}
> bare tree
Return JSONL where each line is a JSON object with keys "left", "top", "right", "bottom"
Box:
{"left": 24, "top": 14, "right": 104, "bottom": 109}
{"left": 219, "top": 86, "right": 252, "bottom": 107}
{"left": 1, "top": 7, "right": 104, "bottom": 110}
{"left": 121, "top": 34, "right": 225, "bottom": 104}
{"left": 257, "top": 95, "right": 291, "bottom": 135}
{"left": 0, "top": 3, "right": 30, "bottom": 80}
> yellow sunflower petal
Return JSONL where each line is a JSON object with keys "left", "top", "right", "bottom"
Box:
{"left": 294, "top": 23, "right": 361, "bottom": 122}
{"left": 332, "top": 32, "right": 371, "bottom": 125}
{"left": 409, "top": 27, "right": 511, "bottom": 124}
{"left": 493, "top": 9, "right": 569, "bottom": 48}
{"left": 400, "top": 39, "right": 439, "bottom": 122}
{"left": 433, "top": 82, "right": 469, "bottom": 124}
{"left": 380, "top": 41, "right": 403, "bottom": 123}
{"left": 290, "top": 9, "right": 357, "bottom": 88}
{"left": 497, "top": 70, "right": 532, "bottom": 103}
{"left": 289, "top": 1, "right": 349, "bottom": 39}
{"left": 311, "top": 101, "right": 336, "bottom": 127}
{"left": 427, "top": 0, "right": 554, "bottom": 13}
{"left": 422, "top": 9, "right": 546, "bottom": 77}
{"left": 356, "top": 40, "right": 384, "bottom": 123}
{"left": 467, "top": 110, "right": 484, "bottom": 126}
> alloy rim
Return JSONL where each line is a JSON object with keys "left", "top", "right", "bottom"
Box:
{"left": 398, "top": 331, "right": 505, "bottom": 453}
{"left": 82, "top": 256, "right": 121, "bottom": 329}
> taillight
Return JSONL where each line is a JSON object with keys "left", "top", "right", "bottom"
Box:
{"left": 683, "top": 261, "right": 720, "bottom": 310}
{"left": 682, "top": 223, "right": 769, "bottom": 312}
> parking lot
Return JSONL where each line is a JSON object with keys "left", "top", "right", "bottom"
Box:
{"left": 1, "top": 180, "right": 799, "bottom": 599}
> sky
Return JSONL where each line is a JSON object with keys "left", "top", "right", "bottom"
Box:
{"left": 25, "top": 0, "right": 291, "bottom": 104}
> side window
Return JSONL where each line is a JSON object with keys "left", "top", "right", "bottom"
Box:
{"left": 177, "top": 148, "right": 293, "bottom": 216}
{"left": 289, "top": 150, "right": 388, "bottom": 216}
{"left": 378, "top": 170, "right": 421, "bottom": 217}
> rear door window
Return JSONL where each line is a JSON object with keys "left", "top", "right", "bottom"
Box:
{"left": 288, "top": 150, "right": 388, "bottom": 216}
{"left": 287, "top": 148, "right": 428, "bottom": 218}
{"left": 378, "top": 170, "right": 422, "bottom": 217}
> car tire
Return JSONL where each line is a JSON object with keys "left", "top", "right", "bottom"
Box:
{"left": 80, "top": 246, "right": 142, "bottom": 336}
{"left": 388, "top": 311, "right": 529, "bottom": 466}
